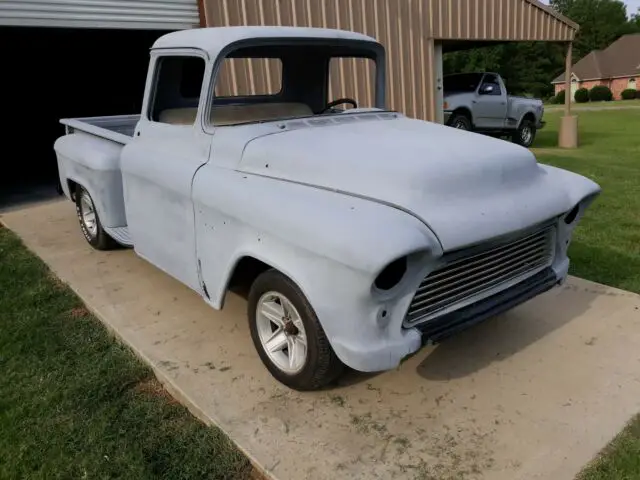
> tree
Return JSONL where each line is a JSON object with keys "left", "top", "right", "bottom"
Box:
{"left": 550, "top": 0, "right": 637, "bottom": 59}
{"left": 632, "top": 8, "right": 640, "bottom": 30}
{"left": 442, "top": 0, "right": 639, "bottom": 101}
{"left": 444, "top": 42, "right": 564, "bottom": 98}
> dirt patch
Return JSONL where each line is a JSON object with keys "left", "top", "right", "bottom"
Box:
{"left": 531, "top": 147, "right": 583, "bottom": 156}
{"left": 68, "top": 306, "right": 90, "bottom": 318}
{"left": 47, "top": 270, "right": 66, "bottom": 290}
{"left": 134, "top": 378, "right": 179, "bottom": 405}
{"left": 248, "top": 466, "right": 269, "bottom": 480}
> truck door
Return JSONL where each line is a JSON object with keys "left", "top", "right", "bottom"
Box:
{"left": 474, "top": 74, "right": 508, "bottom": 128}
{"left": 120, "top": 52, "right": 211, "bottom": 293}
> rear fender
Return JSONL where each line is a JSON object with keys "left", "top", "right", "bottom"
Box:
{"left": 54, "top": 132, "right": 126, "bottom": 227}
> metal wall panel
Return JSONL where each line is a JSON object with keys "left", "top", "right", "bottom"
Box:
{"left": 203, "top": 0, "right": 578, "bottom": 122}
{"left": 428, "top": 0, "right": 576, "bottom": 41}
{"left": 0, "top": 0, "right": 199, "bottom": 30}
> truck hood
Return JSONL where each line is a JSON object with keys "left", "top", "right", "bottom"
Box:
{"left": 239, "top": 114, "right": 599, "bottom": 251}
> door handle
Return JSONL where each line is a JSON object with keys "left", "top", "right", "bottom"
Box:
{"left": 472, "top": 100, "right": 477, "bottom": 104}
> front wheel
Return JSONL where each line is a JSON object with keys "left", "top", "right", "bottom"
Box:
{"left": 513, "top": 119, "right": 537, "bottom": 147}
{"left": 75, "top": 185, "right": 117, "bottom": 250}
{"left": 248, "top": 270, "right": 344, "bottom": 390}
{"left": 449, "top": 113, "right": 471, "bottom": 130}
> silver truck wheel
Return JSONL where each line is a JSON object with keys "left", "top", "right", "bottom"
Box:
{"left": 256, "top": 291, "right": 308, "bottom": 374}
{"left": 449, "top": 113, "right": 471, "bottom": 131}
{"left": 513, "top": 120, "right": 537, "bottom": 147}
{"left": 74, "top": 185, "right": 117, "bottom": 251}
{"left": 79, "top": 190, "right": 98, "bottom": 239}
{"left": 248, "top": 269, "right": 344, "bottom": 390}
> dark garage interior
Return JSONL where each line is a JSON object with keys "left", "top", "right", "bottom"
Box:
{"left": 0, "top": 26, "right": 171, "bottom": 209}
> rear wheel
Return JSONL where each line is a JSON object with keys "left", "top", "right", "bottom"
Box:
{"left": 513, "top": 119, "right": 536, "bottom": 147}
{"left": 75, "top": 186, "right": 117, "bottom": 250}
{"left": 248, "top": 269, "right": 344, "bottom": 390}
{"left": 449, "top": 113, "right": 471, "bottom": 131}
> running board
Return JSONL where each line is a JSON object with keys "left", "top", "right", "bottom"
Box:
{"left": 104, "top": 226, "right": 133, "bottom": 247}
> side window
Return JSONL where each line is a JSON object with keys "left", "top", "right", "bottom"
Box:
{"left": 481, "top": 74, "right": 502, "bottom": 96}
{"left": 214, "top": 58, "right": 282, "bottom": 97}
{"left": 149, "top": 56, "right": 205, "bottom": 125}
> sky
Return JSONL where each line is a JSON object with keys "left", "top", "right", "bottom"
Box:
{"left": 627, "top": 0, "right": 640, "bottom": 15}
{"left": 540, "top": 0, "right": 640, "bottom": 16}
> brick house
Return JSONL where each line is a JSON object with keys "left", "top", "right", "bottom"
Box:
{"left": 552, "top": 33, "right": 640, "bottom": 100}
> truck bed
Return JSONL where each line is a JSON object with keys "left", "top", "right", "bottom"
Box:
{"left": 60, "top": 114, "right": 140, "bottom": 145}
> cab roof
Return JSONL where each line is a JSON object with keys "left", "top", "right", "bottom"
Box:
{"left": 152, "top": 26, "right": 379, "bottom": 58}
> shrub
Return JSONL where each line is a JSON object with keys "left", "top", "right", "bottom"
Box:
{"left": 637, "top": 90, "right": 640, "bottom": 99}
{"left": 621, "top": 88, "right": 637, "bottom": 100}
{"left": 589, "top": 85, "right": 613, "bottom": 102}
{"left": 574, "top": 88, "right": 589, "bottom": 103}
{"left": 553, "top": 90, "right": 566, "bottom": 104}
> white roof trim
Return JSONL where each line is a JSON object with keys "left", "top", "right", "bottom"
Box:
{"left": 152, "top": 26, "right": 379, "bottom": 57}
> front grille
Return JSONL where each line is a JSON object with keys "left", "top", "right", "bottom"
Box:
{"left": 405, "top": 225, "right": 555, "bottom": 325}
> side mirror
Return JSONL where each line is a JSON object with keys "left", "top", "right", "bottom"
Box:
{"left": 480, "top": 84, "right": 495, "bottom": 94}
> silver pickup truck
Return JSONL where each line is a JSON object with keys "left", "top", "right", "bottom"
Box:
{"left": 443, "top": 72, "right": 545, "bottom": 147}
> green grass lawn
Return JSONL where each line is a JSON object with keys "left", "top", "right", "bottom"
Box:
{"left": 0, "top": 227, "right": 252, "bottom": 479}
{"left": 545, "top": 99, "right": 640, "bottom": 110}
{"left": 532, "top": 109, "right": 640, "bottom": 479}
{"left": 534, "top": 109, "right": 640, "bottom": 294}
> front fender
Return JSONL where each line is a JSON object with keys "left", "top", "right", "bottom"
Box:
{"left": 192, "top": 167, "right": 441, "bottom": 371}
{"left": 193, "top": 167, "right": 441, "bottom": 278}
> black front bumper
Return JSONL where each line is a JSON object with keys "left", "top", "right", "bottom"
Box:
{"left": 416, "top": 267, "right": 559, "bottom": 344}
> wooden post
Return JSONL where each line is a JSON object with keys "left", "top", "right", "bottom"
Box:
{"left": 564, "top": 42, "right": 572, "bottom": 115}
{"left": 559, "top": 41, "right": 578, "bottom": 148}
{"left": 197, "top": 0, "right": 207, "bottom": 27}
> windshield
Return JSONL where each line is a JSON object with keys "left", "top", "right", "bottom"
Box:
{"left": 443, "top": 73, "right": 483, "bottom": 93}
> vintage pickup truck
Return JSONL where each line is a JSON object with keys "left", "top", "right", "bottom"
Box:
{"left": 54, "top": 27, "right": 600, "bottom": 391}
{"left": 443, "top": 72, "right": 545, "bottom": 147}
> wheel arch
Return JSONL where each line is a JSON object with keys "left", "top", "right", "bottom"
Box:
{"left": 213, "top": 250, "right": 312, "bottom": 312}
{"left": 66, "top": 176, "right": 109, "bottom": 222}
{"left": 450, "top": 107, "right": 473, "bottom": 126}
{"left": 518, "top": 111, "right": 536, "bottom": 128}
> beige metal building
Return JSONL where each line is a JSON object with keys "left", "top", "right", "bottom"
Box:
{"left": 202, "top": 0, "right": 579, "bottom": 144}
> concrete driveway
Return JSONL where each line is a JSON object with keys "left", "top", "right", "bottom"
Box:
{"left": 3, "top": 200, "right": 640, "bottom": 480}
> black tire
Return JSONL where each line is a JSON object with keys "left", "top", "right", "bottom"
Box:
{"left": 513, "top": 119, "right": 537, "bottom": 147}
{"left": 248, "top": 269, "right": 345, "bottom": 390}
{"left": 449, "top": 112, "right": 471, "bottom": 130}
{"left": 74, "top": 185, "right": 118, "bottom": 251}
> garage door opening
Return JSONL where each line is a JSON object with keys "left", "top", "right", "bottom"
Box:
{"left": 0, "top": 27, "right": 170, "bottom": 210}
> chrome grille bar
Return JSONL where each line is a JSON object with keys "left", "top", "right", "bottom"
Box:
{"left": 422, "top": 229, "right": 550, "bottom": 284}
{"left": 406, "top": 225, "right": 555, "bottom": 324}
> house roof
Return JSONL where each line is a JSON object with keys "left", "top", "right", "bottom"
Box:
{"left": 553, "top": 33, "right": 640, "bottom": 83}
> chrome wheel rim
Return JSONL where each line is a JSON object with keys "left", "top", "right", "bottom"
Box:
{"left": 79, "top": 190, "right": 98, "bottom": 238}
{"left": 521, "top": 126, "right": 533, "bottom": 145}
{"left": 453, "top": 119, "right": 468, "bottom": 129}
{"left": 256, "top": 291, "right": 307, "bottom": 374}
